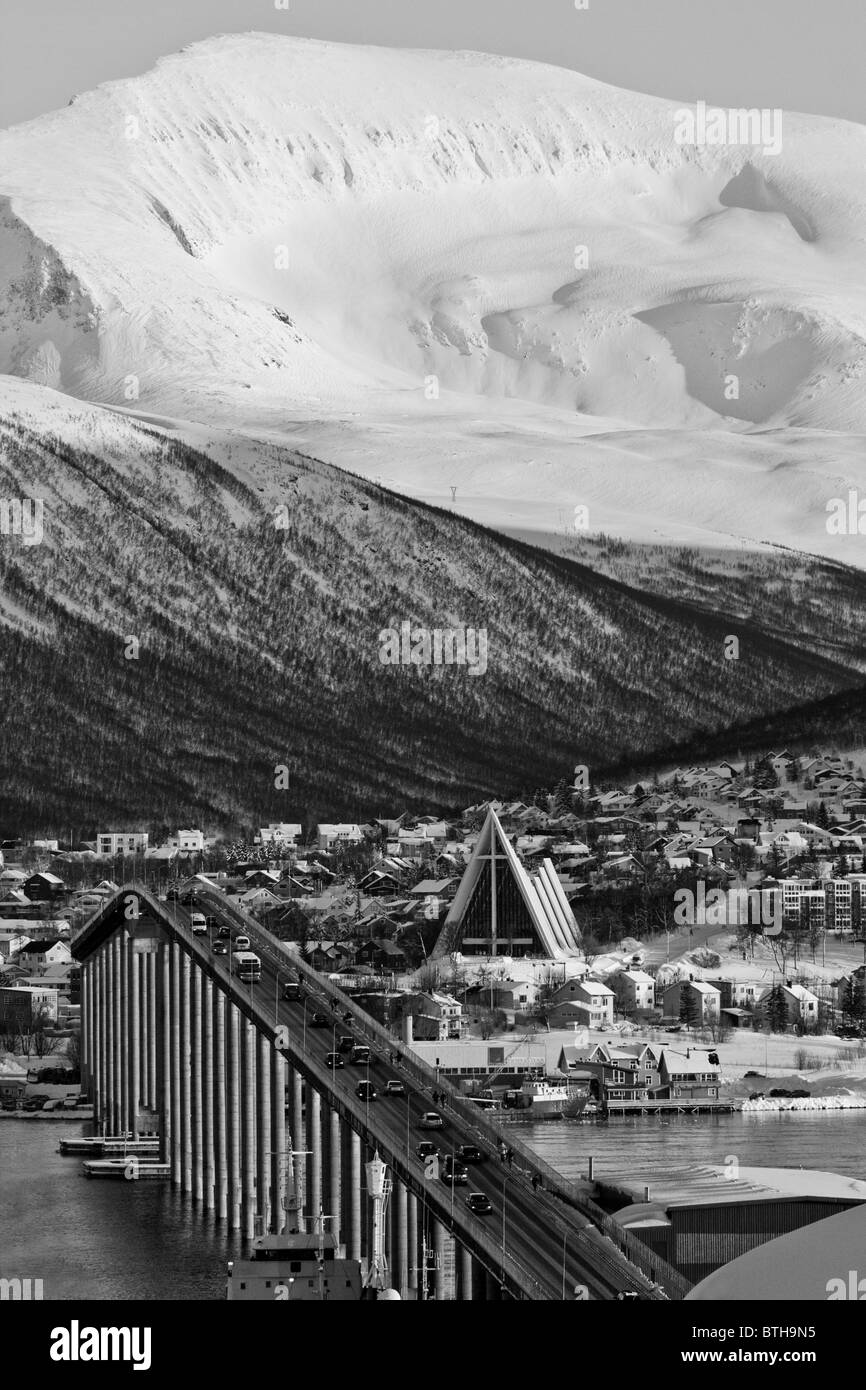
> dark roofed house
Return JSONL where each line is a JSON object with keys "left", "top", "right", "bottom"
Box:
{"left": 355, "top": 939, "right": 407, "bottom": 970}
{"left": 24, "top": 872, "right": 66, "bottom": 901}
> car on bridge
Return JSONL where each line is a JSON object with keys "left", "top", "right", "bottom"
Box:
{"left": 282, "top": 981, "right": 301, "bottom": 1001}
{"left": 441, "top": 1158, "right": 469, "bottom": 1185}
{"left": 355, "top": 1081, "right": 377, "bottom": 1102}
{"left": 213, "top": 941, "right": 228, "bottom": 956}
{"left": 234, "top": 934, "right": 251, "bottom": 950}
{"left": 326, "top": 1053, "right": 345, "bottom": 1069}
{"left": 383, "top": 1080, "right": 406, "bottom": 1097}
{"left": 416, "top": 1141, "right": 439, "bottom": 1162}
{"left": 456, "top": 1144, "right": 486, "bottom": 1165}
{"left": 465, "top": 1193, "right": 493, "bottom": 1216}
{"left": 418, "top": 1112, "right": 444, "bottom": 1130}
{"left": 311, "top": 1013, "right": 329, "bottom": 1027}
{"left": 190, "top": 913, "right": 208, "bottom": 935}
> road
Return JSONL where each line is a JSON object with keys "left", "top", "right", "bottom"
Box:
{"left": 179, "top": 879, "right": 671, "bottom": 1301}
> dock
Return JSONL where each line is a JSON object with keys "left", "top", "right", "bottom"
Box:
{"left": 60, "top": 1135, "right": 160, "bottom": 1156}
{"left": 82, "top": 1159, "right": 170, "bottom": 1180}
{"left": 603, "top": 1099, "right": 735, "bottom": 1116}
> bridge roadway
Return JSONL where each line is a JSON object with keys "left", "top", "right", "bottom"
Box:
{"left": 76, "top": 881, "right": 680, "bottom": 1300}
{"left": 189, "top": 880, "right": 674, "bottom": 1302}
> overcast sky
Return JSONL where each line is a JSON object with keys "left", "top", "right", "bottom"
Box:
{"left": 2, "top": 0, "right": 863, "bottom": 130}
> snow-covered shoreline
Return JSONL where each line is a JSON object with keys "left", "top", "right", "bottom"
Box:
{"left": 741, "top": 1094, "right": 866, "bottom": 1112}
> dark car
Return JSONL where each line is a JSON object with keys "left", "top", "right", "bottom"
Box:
{"left": 456, "top": 1144, "right": 485, "bottom": 1164}
{"left": 21, "top": 1098, "right": 44, "bottom": 1111}
{"left": 441, "top": 1158, "right": 469, "bottom": 1186}
{"left": 326, "top": 1052, "right": 345, "bottom": 1069}
{"left": 465, "top": 1192, "right": 493, "bottom": 1215}
{"left": 282, "top": 981, "right": 301, "bottom": 1001}
{"left": 311, "top": 1012, "right": 328, "bottom": 1027}
{"left": 384, "top": 1080, "right": 406, "bottom": 1096}
{"left": 212, "top": 940, "right": 228, "bottom": 956}
{"left": 337, "top": 1035, "right": 354, "bottom": 1053}
{"left": 356, "top": 1081, "right": 377, "bottom": 1102}
{"left": 416, "top": 1141, "right": 440, "bottom": 1161}
{"left": 217, "top": 925, "right": 231, "bottom": 939}
{"left": 166, "top": 887, "right": 181, "bottom": 900}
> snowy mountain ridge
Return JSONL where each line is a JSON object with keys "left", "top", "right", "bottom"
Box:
{"left": 2, "top": 33, "right": 866, "bottom": 555}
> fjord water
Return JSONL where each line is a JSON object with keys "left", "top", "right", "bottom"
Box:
{"left": 4, "top": 1111, "right": 866, "bottom": 1299}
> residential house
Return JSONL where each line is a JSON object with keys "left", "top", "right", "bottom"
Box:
{"left": 168, "top": 829, "right": 205, "bottom": 852}
{"left": 23, "top": 872, "right": 66, "bottom": 901}
{"left": 96, "top": 832, "right": 149, "bottom": 856}
{"left": 758, "top": 983, "right": 819, "bottom": 1031}
{"left": 549, "top": 979, "right": 614, "bottom": 1029}
{"left": 16, "top": 939, "right": 72, "bottom": 974}
{"left": 609, "top": 969, "right": 656, "bottom": 1016}
{"left": 657, "top": 1052, "right": 722, "bottom": 1101}
{"left": 400, "top": 991, "right": 462, "bottom": 1041}
{"left": 316, "top": 824, "right": 363, "bottom": 851}
{"left": 0, "top": 984, "right": 60, "bottom": 1026}
{"left": 662, "top": 979, "right": 721, "bottom": 1026}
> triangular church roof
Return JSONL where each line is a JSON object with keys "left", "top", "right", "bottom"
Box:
{"left": 432, "top": 808, "right": 582, "bottom": 960}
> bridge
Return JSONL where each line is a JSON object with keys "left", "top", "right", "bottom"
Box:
{"left": 73, "top": 883, "right": 687, "bottom": 1301}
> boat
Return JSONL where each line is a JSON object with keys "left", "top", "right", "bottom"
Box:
{"left": 502, "top": 1078, "right": 589, "bottom": 1119}
{"left": 227, "top": 1222, "right": 364, "bottom": 1301}
{"left": 226, "top": 1146, "right": 394, "bottom": 1300}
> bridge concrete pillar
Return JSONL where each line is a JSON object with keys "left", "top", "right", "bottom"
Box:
{"left": 459, "top": 1244, "right": 473, "bottom": 1301}
{"left": 96, "top": 949, "right": 107, "bottom": 1128}
{"left": 158, "top": 941, "right": 170, "bottom": 1164}
{"left": 112, "top": 934, "right": 122, "bottom": 1135}
{"left": 270, "top": 1047, "right": 286, "bottom": 1233}
{"left": 203, "top": 975, "right": 214, "bottom": 1211}
{"left": 119, "top": 930, "right": 129, "bottom": 1136}
{"left": 432, "top": 1219, "right": 446, "bottom": 1300}
{"left": 148, "top": 951, "right": 157, "bottom": 1113}
{"left": 81, "top": 958, "right": 91, "bottom": 1095}
{"left": 135, "top": 945, "right": 145, "bottom": 1111}
{"left": 407, "top": 1191, "right": 418, "bottom": 1296}
{"left": 329, "top": 1107, "right": 341, "bottom": 1244}
{"left": 191, "top": 967, "right": 203, "bottom": 1202}
{"left": 349, "top": 1129, "right": 362, "bottom": 1262}
{"left": 289, "top": 1067, "right": 304, "bottom": 1215}
{"left": 392, "top": 1180, "right": 408, "bottom": 1299}
{"left": 257, "top": 1032, "right": 271, "bottom": 1233}
{"left": 306, "top": 1086, "right": 322, "bottom": 1222}
{"left": 180, "top": 950, "right": 192, "bottom": 1193}
{"left": 241, "top": 1017, "right": 257, "bottom": 1240}
{"left": 213, "top": 986, "right": 227, "bottom": 1220}
{"left": 226, "top": 1002, "right": 241, "bottom": 1230}
{"left": 170, "top": 941, "right": 181, "bottom": 1181}
{"left": 128, "top": 936, "right": 140, "bottom": 1140}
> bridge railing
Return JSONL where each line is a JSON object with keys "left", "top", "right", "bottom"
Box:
{"left": 84, "top": 885, "right": 685, "bottom": 1298}
{"left": 201, "top": 892, "right": 684, "bottom": 1299}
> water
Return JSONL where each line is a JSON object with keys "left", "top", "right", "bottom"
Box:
{"left": 522, "top": 1109, "right": 866, "bottom": 1187}
{"left": 0, "top": 1120, "right": 243, "bottom": 1301}
{"left": 5, "top": 1112, "right": 866, "bottom": 1299}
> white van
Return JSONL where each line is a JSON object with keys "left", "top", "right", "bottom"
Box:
{"left": 234, "top": 933, "right": 251, "bottom": 950}
{"left": 190, "top": 913, "right": 208, "bottom": 935}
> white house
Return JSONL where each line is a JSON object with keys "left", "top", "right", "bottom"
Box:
{"left": 168, "top": 829, "right": 204, "bottom": 852}
{"left": 97, "top": 832, "right": 149, "bottom": 856}
{"left": 550, "top": 978, "right": 614, "bottom": 1029}
{"left": 16, "top": 939, "right": 73, "bottom": 973}
{"left": 610, "top": 969, "right": 656, "bottom": 1015}
{"left": 258, "top": 824, "right": 303, "bottom": 847}
{"left": 317, "top": 824, "right": 363, "bottom": 851}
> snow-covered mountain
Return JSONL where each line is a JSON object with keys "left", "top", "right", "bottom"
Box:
{"left": 2, "top": 33, "right": 866, "bottom": 553}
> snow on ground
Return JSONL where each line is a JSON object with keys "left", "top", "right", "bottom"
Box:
{"left": 3, "top": 35, "right": 866, "bottom": 558}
